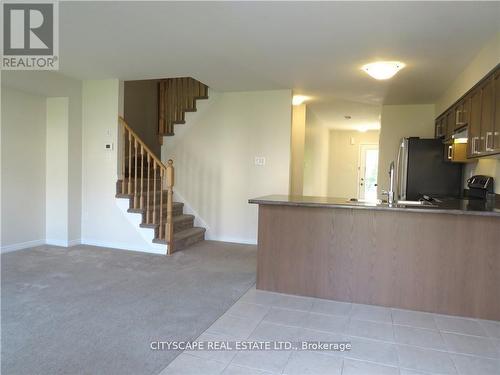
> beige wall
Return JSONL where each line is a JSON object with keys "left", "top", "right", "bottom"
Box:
{"left": 1, "top": 87, "right": 46, "bottom": 251}
{"left": 328, "top": 130, "right": 379, "bottom": 199}
{"left": 46, "top": 98, "right": 69, "bottom": 245}
{"left": 303, "top": 126, "right": 329, "bottom": 196}
{"left": 435, "top": 32, "right": 500, "bottom": 194}
{"left": 377, "top": 104, "right": 435, "bottom": 196}
{"left": 2, "top": 71, "right": 83, "bottom": 247}
{"left": 289, "top": 104, "right": 305, "bottom": 195}
{"left": 162, "top": 89, "right": 292, "bottom": 244}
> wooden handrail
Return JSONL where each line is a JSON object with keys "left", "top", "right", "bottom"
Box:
{"left": 119, "top": 116, "right": 175, "bottom": 254}
{"left": 119, "top": 116, "right": 166, "bottom": 170}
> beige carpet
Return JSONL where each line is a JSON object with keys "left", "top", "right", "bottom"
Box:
{"left": 1, "top": 241, "right": 256, "bottom": 375}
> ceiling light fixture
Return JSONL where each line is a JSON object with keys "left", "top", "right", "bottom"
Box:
{"left": 362, "top": 61, "right": 405, "bottom": 80}
{"left": 292, "top": 95, "right": 309, "bottom": 106}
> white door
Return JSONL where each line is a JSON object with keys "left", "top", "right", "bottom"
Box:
{"left": 358, "top": 145, "right": 379, "bottom": 201}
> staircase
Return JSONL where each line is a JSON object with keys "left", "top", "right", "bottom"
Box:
{"left": 158, "top": 77, "right": 209, "bottom": 138}
{"left": 116, "top": 117, "right": 206, "bottom": 254}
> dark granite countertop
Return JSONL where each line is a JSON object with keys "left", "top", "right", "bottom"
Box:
{"left": 249, "top": 195, "right": 500, "bottom": 218}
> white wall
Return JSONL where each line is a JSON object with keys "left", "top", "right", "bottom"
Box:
{"left": 1, "top": 87, "right": 47, "bottom": 251}
{"left": 435, "top": 32, "right": 500, "bottom": 194}
{"left": 303, "top": 126, "right": 329, "bottom": 197}
{"left": 81, "top": 80, "right": 162, "bottom": 252}
{"left": 328, "top": 129, "right": 380, "bottom": 199}
{"left": 46, "top": 98, "right": 69, "bottom": 245}
{"left": 2, "top": 71, "right": 83, "bottom": 245}
{"left": 162, "top": 89, "right": 292, "bottom": 244}
{"left": 377, "top": 104, "right": 435, "bottom": 196}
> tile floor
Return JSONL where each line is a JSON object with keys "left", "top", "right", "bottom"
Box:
{"left": 160, "top": 287, "right": 500, "bottom": 375}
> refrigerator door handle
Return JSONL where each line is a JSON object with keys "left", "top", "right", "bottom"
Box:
{"left": 398, "top": 138, "right": 408, "bottom": 201}
{"left": 395, "top": 140, "right": 403, "bottom": 200}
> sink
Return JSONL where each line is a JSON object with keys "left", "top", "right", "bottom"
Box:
{"left": 396, "top": 200, "right": 437, "bottom": 207}
{"left": 397, "top": 200, "right": 426, "bottom": 205}
{"left": 347, "top": 198, "right": 382, "bottom": 204}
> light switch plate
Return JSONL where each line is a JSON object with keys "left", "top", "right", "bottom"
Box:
{"left": 254, "top": 156, "right": 266, "bottom": 166}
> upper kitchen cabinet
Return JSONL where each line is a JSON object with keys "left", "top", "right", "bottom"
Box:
{"left": 435, "top": 116, "right": 446, "bottom": 138}
{"left": 445, "top": 109, "right": 455, "bottom": 140}
{"left": 468, "top": 88, "right": 482, "bottom": 157}
{"left": 437, "top": 64, "right": 499, "bottom": 159}
{"left": 493, "top": 69, "right": 500, "bottom": 152}
{"left": 455, "top": 96, "right": 470, "bottom": 129}
{"left": 480, "top": 76, "right": 495, "bottom": 154}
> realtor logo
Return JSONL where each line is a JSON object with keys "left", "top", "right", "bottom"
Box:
{"left": 1, "top": 0, "right": 59, "bottom": 70}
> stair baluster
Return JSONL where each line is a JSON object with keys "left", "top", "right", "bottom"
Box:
{"left": 121, "top": 127, "right": 126, "bottom": 195}
{"left": 153, "top": 161, "right": 157, "bottom": 224}
{"left": 166, "top": 159, "right": 174, "bottom": 253}
{"left": 134, "top": 139, "right": 138, "bottom": 208}
{"left": 146, "top": 155, "right": 150, "bottom": 223}
{"left": 128, "top": 131, "right": 132, "bottom": 194}
{"left": 159, "top": 168, "right": 164, "bottom": 239}
{"left": 140, "top": 145, "right": 144, "bottom": 209}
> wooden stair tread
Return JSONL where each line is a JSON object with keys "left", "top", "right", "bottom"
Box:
{"left": 175, "top": 227, "right": 205, "bottom": 240}
{"left": 127, "top": 201, "right": 184, "bottom": 214}
{"left": 139, "top": 214, "right": 194, "bottom": 229}
{"left": 152, "top": 226, "right": 206, "bottom": 244}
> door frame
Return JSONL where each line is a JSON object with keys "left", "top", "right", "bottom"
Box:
{"left": 357, "top": 144, "right": 379, "bottom": 200}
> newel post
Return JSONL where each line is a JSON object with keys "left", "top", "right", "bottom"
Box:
{"left": 165, "top": 159, "right": 175, "bottom": 255}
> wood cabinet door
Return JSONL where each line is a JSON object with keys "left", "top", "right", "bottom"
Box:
{"left": 458, "top": 96, "right": 470, "bottom": 128}
{"left": 435, "top": 117, "right": 445, "bottom": 138}
{"left": 493, "top": 71, "right": 500, "bottom": 151}
{"left": 445, "top": 110, "right": 454, "bottom": 140}
{"left": 480, "top": 77, "right": 495, "bottom": 153}
{"left": 468, "top": 88, "right": 482, "bottom": 157}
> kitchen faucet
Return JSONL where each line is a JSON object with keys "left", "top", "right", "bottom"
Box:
{"left": 382, "top": 161, "right": 396, "bottom": 205}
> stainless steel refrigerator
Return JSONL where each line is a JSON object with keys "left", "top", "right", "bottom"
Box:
{"left": 396, "top": 138, "right": 463, "bottom": 200}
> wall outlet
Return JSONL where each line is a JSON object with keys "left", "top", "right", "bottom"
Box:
{"left": 105, "top": 143, "right": 114, "bottom": 151}
{"left": 254, "top": 156, "right": 266, "bottom": 166}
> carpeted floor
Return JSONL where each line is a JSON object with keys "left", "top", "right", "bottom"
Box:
{"left": 1, "top": 241, "right": 256, "bottom": 375}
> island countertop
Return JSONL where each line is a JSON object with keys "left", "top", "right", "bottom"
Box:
{"left": 249, "top": 194, "right": 500, "bottom": 217}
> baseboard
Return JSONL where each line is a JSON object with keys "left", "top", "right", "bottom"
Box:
{"left": 68, "top": 239, "right": 82, "bottom": 247}
{"left": 45, "top": 239, "right": 82, "bottom": 247}
{"left": 204, "top": 234, "right": 257, "bottom": 245}
{"left": 80, "top": 238, "right": 166, "bottom": 255}
{"left": 1, "top": 238, "right": 165, "bottom": 255}
{"left": 172, "top": 192, "right": 257, "bottom": 245}
{"left": 45, "top": 239, "right": 69, "bottom": 247}
{"left": 1, "top": 239, "right": 45, "bottom": 253}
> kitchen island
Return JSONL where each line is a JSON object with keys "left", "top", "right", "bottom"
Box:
{"left": 249, "top": 195, "right": 500, "bottom": 320}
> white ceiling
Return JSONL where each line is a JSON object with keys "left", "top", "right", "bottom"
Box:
{"left": 55, "top": 2, "right": 498, "bottom": 106}
{"left": 306, "top": 98, "right": 381, "bottom": 131}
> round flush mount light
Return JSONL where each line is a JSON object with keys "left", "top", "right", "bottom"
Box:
{"left": 362, "top": 61, "right": 405, "bottom": 80}
{"left": 292, "top": 95, "right": 310, "bottom": 106}
{"left": 344, "top": 115, "right": 352, "bottom": 120}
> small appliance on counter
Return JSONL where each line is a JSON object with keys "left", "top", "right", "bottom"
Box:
{"left": 466, "top": 175, "right": 494, "bottom": 198}
{"left": 464, "top": 175, "right": 495, "bottom": 211}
